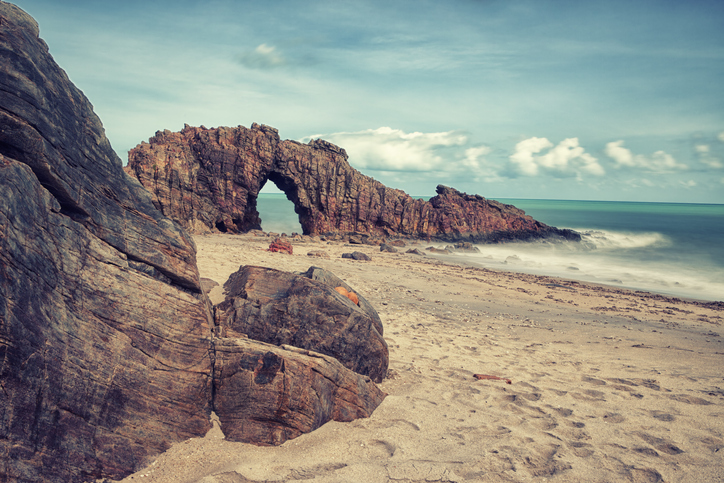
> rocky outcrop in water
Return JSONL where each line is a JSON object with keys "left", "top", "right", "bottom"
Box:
{"left": 125, "top": 125, "right": 580, "bottom": 242}
{"left": 0, "top": 4, "right": 384, "bottom": 481}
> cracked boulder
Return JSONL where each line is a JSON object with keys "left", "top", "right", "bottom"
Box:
{"left": 213, "top": 338, "right": 386, "bottom": 445}
{"left": 215, "top": 266, "right": 389, "bottom": 383}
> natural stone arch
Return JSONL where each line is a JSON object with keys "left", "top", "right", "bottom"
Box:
{"left": 126, "top": 124, "right": 579, "bottom": 242}
{"left": 256, "top": 173, "right": 306, "bottom": 234}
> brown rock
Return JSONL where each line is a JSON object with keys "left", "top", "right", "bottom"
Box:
{"left": 125, "top": 126, "right": 580, "bottom": 243}
{"left": 213, "top": 338, "right": 386, "bottom": 445}
{"left": 215, "top": 266, "right": 388, "bottom": 382}
{"left": 380, "top": 243, "right": 398, "bottom": 253}
{"left": 0, "top": 4, "right": 213, "bottom": 481}
{"left": 447, "top": 241, "right": 481, "bottom": 253}
{"left": 300, "top": 266, "right": 383, "bottom": 336}
{"left": 342, "top": 251, "right": 372, "bottom": 261}
{"left": 268, "top": 237, "right": 293, "bottom": 254}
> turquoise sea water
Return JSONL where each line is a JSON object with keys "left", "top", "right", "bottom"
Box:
{"left": 256, "top": 194, "right": 724, "bottom": 302}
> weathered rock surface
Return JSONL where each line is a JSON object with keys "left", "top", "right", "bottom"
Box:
{"left": 213, "top": 338, "right": 386, "bottom": 445}
{"left": 300, "top": 266, "right": 382, "bottom": 336}
{"left": 0, "top": 4, "right": 386, "bottom": 481}
{"left": 125, "top": 125, "right": 580, "bottom": 242}
{"left": 342, "top": 251, "right": 372, "bottom": 261}
{"left": 215, "top": 266, "right": 389, "bottom": 383}
{"left": 267, "top": 237, "right": 293, "bottom": 254}
{"left": 380, "top": 243, "right": 398, "bottom": 253}
{"left": 0, "top": 3, "right": 213, "bottom": 480}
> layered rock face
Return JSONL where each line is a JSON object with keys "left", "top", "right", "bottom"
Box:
{"left": 0, "top": 3, "right": 385, "bottom": 481}
{"left": 216, "top": 266, "right": 389, "bottom": 383}
{"left": 126, "top": 125, "right": 579, "bottom": 242}
{"left": 0, "top": 3, "right": 213, "bottom": 480}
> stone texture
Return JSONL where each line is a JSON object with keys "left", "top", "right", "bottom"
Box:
{"left": 342, "top": 251, "right": 372, "bottom": 261}
{"left": 300, "top": 266, "right": 383, "bottom": 336}
{"left": 380, "top": 243, "right": 398, "bottom": 253}
{"left": 267, "top": 237, "right": 293, "bottom": 254}
{"left": 125, "top": 125, "right": 580, "bottom": 243}
{"left": 0, "top": 4, "right": 386, "bottom": 481}
{"left": 213, "top": 338, "right": 386, "bottom": 445}
{"left": 0, "top": 3, "right": 213, "bottom": 480}
{"left": 215, "top": 266, "right": 389, "bottom": 383}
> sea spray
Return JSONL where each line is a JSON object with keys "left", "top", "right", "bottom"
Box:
{"left": 256, "top": 194, "right": 724, "bottom": 301}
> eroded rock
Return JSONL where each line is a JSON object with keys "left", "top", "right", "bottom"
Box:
{"left": 213, "top": 338, "right": 386, "bottom": 445}
{"left": 215, "top": 266, "right": 388, "bottom": 383}
{"left": 0, "top": 3, "right": 213, "bottom": 480}
{"left": 125, "top": 125, "right": 580, "bottom": 243}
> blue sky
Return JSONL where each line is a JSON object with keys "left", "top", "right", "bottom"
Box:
{"left": 12, "top": 0, "right": 724, "bottom": 202}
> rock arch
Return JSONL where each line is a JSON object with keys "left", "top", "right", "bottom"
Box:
{"left": 125, "top": 123, "right": 579, "bottom": 242}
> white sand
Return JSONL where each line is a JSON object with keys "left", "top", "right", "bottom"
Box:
{"left": 117, "top": 233, "right": 724, "bottom": 483}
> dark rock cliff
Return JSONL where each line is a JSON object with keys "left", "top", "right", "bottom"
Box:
{"left": 125, "top": 124, "right": 580, "bottom": 242}
{"left": 0, "top": 3, "right": 385, "bottom": 481}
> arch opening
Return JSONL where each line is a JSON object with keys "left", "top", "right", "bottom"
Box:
{"left": 256, "top": 180, "right": 303, "bottom": 235}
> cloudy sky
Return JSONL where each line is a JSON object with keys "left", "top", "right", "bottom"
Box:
{"left": 14, "top": 0, "right": 724, "bottom": 203}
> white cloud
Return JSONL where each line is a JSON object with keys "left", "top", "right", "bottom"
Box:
{"left": 508, "top": 137, "right": 604, "bottom": 178}
{"left": 462, "top": 146, "right": 493, "bottom": 170}
{"left": 316, "top": 127, "right": 469, "bottom": 172}
{"left": 680, "top": 180, "right": 697, "bottom": 188}
{"left": 509, "top": 137, "right": 551, "bottom": 176}
{"left": 237, "top": 43, "right": 286, "bottom": 69}
{"left": 694, "top": 143, "right": 723, "bottom": 169}
{"left": 719, "top": 132, "right": 724, "bottom": 143}
{"left": 605, "top": 140, "right": 687, "bottom": 171}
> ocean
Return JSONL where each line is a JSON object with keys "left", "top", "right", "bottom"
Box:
{"left": 256, "top": 194, "right": 724, "bottom": 302}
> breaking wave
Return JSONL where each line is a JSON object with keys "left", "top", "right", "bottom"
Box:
{"left": 434, "top": 228, "right": 723, "bottom": 302}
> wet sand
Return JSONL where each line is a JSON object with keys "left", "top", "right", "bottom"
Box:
{"left": 117, "top": 233, "right": 724, "bottom": 483}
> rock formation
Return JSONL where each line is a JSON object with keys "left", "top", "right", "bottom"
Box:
{"left": 125, "top": 125, "right": 580, "bottom": 242}
{"left": 0, "top": 4, "right": 385, "bottom": 481}
{"left": 213, "top": 337, "right": 385, "bottom": 446}
{"left": 215, "top": 266, "right": 389, "bottom": 383}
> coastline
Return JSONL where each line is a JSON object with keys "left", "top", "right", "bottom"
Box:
{"left": 118, "top": 233, "right": 724, "bottom": 482}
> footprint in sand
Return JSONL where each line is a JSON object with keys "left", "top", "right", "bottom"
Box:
{"left": 601, "top": 412, "right": 626, "bottom": 423}
{"left": 650, "top": 410, "right": 676, "bottom": 422}
{"left": 359, "top": 439, "right": 397, "bottom": 459}
{"left": 635, "top": 432, "right": 684, "bottom": 455}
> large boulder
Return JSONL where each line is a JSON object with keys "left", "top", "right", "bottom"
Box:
{"left": 213, "top": 338, "right": 386, "bottom": 445}
{"left": 0, "top": 3, "right": 385, "bottom": 481}
{"left": 125, "top": 124, "right": 580, "bottom": 242}
{"left": 300, "top": 266, "right": 383, "bottom": 336}
{"left": 0, "top": 2, "right": 213, "bottom": 480}
{"left": 215, "top": 266, "right": 389, "bottom": 383}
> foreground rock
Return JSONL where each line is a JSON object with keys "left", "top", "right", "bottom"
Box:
{"left": 0, "top": 3, "right": 213, "bottom": 480}
{"left": 125, "top": 125, "right": 580, "bottom": 242}
{"left": 215, "top": 266, "right": 389, "bottom": 383}
{"left": 213, "top": 338, "right": 386, "bottom": 445}
{"left": 0, "top": 4, "right": 385, "bottom": 481}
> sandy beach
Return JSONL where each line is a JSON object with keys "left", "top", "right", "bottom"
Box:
{"left": 117, "top": 233, "right": 724, "bottom": 483}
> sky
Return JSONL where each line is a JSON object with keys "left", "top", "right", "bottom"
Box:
{"left": 11, "top": 0, "right": 724, "bottom": 203}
